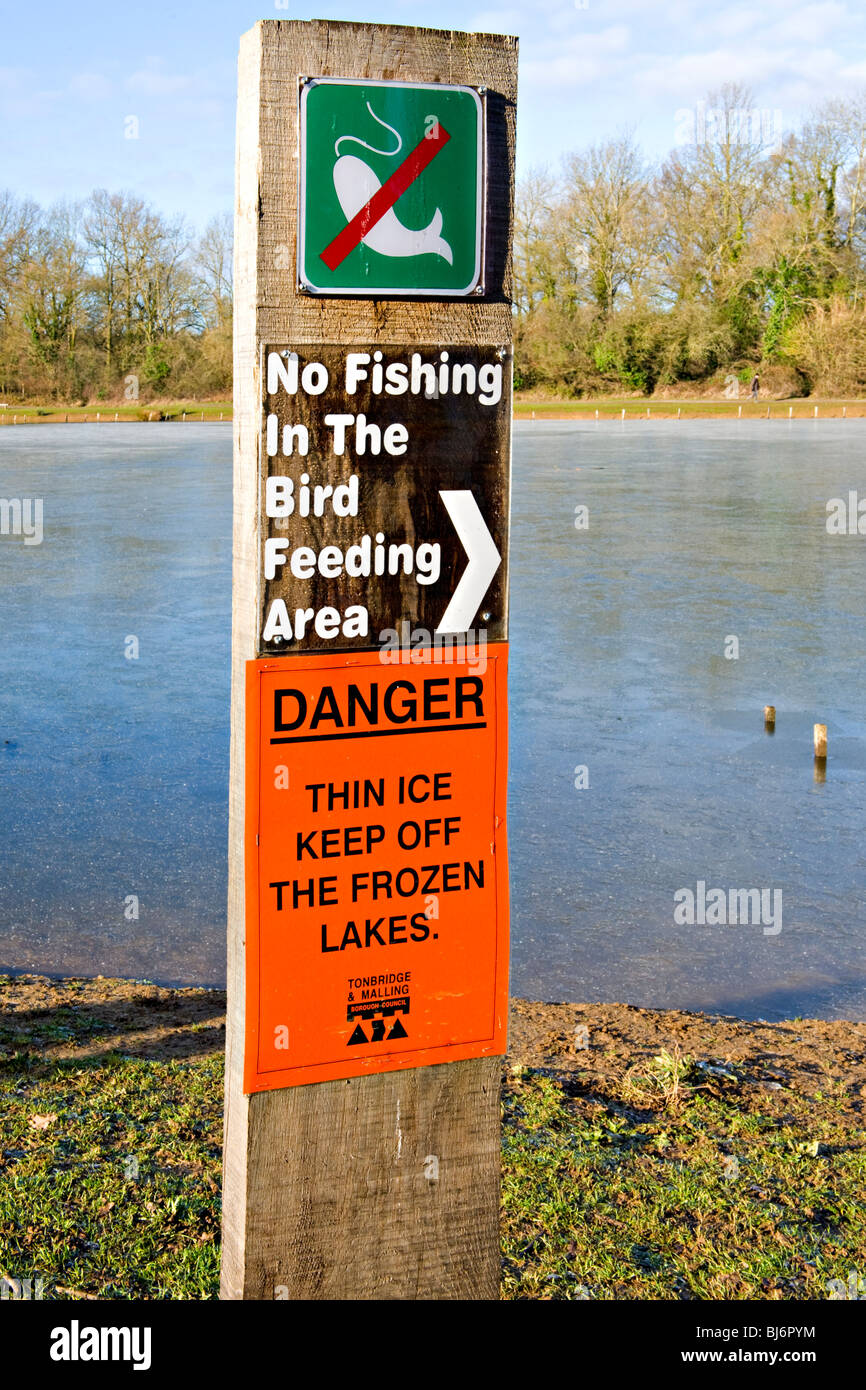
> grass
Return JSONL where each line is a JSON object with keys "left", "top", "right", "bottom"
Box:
{"left": 0, "top": 1034, "right": 222, "bottom": 1300}
{"left": 0, "top": 400, "right": 231, "bottom": 424}
{"left": 3, "top": 395, "right": 866, "bottom": 425}
{"left": 1, "top": 994, "right": 863, "bottom": 1300}
{"left": 501, "top": 1063, "right": 866, "bottom": 1300}
{"left": 512, "top": 396, "right": 866, "bottom": 419}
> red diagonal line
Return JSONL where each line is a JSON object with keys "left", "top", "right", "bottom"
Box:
{"left": 320, "top": 124, "right": 451, "bottom": 272}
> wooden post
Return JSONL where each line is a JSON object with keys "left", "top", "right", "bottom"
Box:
{"left": 222, "top": 18, "right": 517, "bottom": 1301}
{"left": 814, "top": 723, "right": 827, "bottom": 759}
{"left": 764, "top": 704, "right": 775, "bottom": 731}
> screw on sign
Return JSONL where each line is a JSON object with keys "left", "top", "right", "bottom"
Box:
{"left": 243, "top": 649, "right": 509, "bottom": 1092}
{"left": 258, "top": 344, "right": 510, "bottom": 655}
{"left": 298, "top": 78, "right": 485, "bottom": 296}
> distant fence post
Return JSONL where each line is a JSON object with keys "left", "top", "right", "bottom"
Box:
{"left": 221, "top": 18, "right": 517, "bottom": 1301}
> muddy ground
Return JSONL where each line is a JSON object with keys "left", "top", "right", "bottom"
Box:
{"left": 2, "top": 976, "right": 864, "bottom": 1128}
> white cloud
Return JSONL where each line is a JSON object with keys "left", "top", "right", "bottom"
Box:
{"left": 126, "top": 64, "right": 195, "bottom": 97}
{"left": 701, "top": 6, "right": 763, "bottom": 40}
{"left": 636, "top": 43, "right": 843, "bottom": 102}
{"left": 521, "top": 24, "right": 632, "bottom": 86}
{"left": 762, "top": 1, "right": 849, "bottom": 44}
{"left": 0, "top": 68, "right": 65, "bottom": 119}
{"left": 466, "top": 7, "right": 524, "bottom": 33}
{"left": 68, "top": 73, "right": 114, "bottom": 102}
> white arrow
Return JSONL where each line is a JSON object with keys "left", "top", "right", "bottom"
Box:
{"left": 436, "top": 490, "right": 501, "bottom": 634}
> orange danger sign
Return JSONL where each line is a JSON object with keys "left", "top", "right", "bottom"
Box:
{"left": 244, "top": 644, "right": 509, "bottom": 1091}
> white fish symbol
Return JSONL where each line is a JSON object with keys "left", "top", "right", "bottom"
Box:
{"left": 332, "top": 105, "right": 453, "bottom": 264}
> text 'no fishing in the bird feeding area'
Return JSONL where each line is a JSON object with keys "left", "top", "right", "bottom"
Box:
{"left": 259, "top": 344, "right": 510, "bottom": 654}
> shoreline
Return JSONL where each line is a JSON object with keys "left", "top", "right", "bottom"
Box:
{"left": 3, "top": 398, "right": 866, "bottom": 426}
{"left": 2, "top": 972, "right": 862, "bottom": 1072}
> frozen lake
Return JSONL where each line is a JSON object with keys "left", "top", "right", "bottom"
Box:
{"left": 1, "top": 419, "right": 865, "bottom": 1020}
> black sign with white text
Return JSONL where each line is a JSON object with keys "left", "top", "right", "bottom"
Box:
{"left": 258, "top": 344, "right": 511, "bottom": 655}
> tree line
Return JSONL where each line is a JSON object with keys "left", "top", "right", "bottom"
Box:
{"left": 515, "top": 84, "right": 866, "bottom": 397}
{"left": 5, "top": 83, "right": 866, "bottom": 404}
{"left": 0, "top": 190, "right": 231, "bottom": 403}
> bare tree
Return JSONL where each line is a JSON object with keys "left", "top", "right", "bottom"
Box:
{"left": 21, "top": 202, "right": 87, "bottom": 393}
{"left": 83, "top": 189, "right": 128, "bottom": 374}
{"left": 135, "top": 211, "right": 201, "bottom": 343}
{"left": 0, "top": 192, "right": 38, "bottom": 323}
{"left": 513, "top": 168, "right": 557, "bottom": 317}
{"left": 195, "top": 213, "right": 233, "bottom": 329}
{"left": 657, "top": 84, "right": 774, "bottom": 305}
{"left": 557, "top": 134, "right": 657, "bottom": 315}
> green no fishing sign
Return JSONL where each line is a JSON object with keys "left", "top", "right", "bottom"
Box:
{"left": 298, "top": 77, "right": 485, "bottom": 297}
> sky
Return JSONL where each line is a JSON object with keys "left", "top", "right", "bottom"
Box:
{"left": 2, "top": 0, "right": 866, "bottom": 232}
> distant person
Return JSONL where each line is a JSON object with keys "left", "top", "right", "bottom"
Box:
{"left": 750, "top": 374, "right": 760, "bottom": 401}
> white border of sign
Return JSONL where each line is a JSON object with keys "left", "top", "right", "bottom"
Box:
{"left": 297, "top": 76, "right": 486, "bottom": 298}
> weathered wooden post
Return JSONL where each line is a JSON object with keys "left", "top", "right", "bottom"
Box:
{"left": 222, "top": 19, "right": 517, "bottom": 1300}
